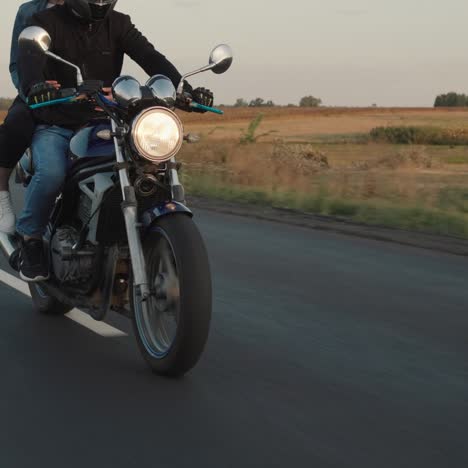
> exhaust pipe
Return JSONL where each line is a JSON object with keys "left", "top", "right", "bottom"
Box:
{"left": 0, "top": 232, "right": 19, "bottom": 260}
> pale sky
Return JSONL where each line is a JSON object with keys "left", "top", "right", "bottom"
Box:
{"left": 1, "top": 0, "right": 468, "bottom": 106}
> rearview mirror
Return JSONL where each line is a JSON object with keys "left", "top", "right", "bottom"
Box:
{"left": 18, "top": 26, "right": 84, "bottom": 86}
{"left": 18, "top": 26, "right": 51, "bottom": 54}
{"left": 177, "top": 44, "right": 234, "bottom": 94}
{"left": 209, "top": 44, "right": 233, "bottom": 75}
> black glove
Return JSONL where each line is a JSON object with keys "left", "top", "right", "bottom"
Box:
{"left": 178, "top": 82, "right": 214, "bottom": 113}
{"left": 191, "top": 87, "right": 214, "bottom": 112}
{"left": 27, "top": 82, "right": 60, "bottom": 105}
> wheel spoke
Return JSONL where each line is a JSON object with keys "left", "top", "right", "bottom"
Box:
{"left": 162, "top": 246, "right": 177, "bottom": 278}
{"left": 133, "top": 233, "right": 180, "bottom": 358}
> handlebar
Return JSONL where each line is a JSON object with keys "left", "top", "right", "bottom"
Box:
{"left": 28, "top": 90, "right": 118, "bottom": 110}
{"left": 28, "top": 89, "right": 224, "bottom": 115}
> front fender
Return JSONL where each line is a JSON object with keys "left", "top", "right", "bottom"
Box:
{"left": 141, "top": 201, "right": 193, "bottom": 232}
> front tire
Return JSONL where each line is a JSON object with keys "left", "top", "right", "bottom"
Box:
{"left": 29, "top": 283, "right": 71, "bottom": 315}
{"left": 130, "top": 215, "right": 212, "bottom": 377}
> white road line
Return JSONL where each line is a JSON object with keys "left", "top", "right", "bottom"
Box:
{"left": 0, "top": 269, "right": 127, "bottom": 338}
{"left": 64, "top": 309, "right": 127, "bottom": 338}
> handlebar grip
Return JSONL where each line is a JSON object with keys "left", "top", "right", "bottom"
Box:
{"left": 190, "top": 102, "right": 224, "bottom": 115}
{"left": 29, "top": 95, "right": 76, "bottom": 110}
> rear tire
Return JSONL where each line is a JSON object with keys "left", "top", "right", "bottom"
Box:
{"left": 130, "top": 214, "right": 212, "bottom": 378}
{"left": 29, "top": 283, "right": 71, "bottom": 316}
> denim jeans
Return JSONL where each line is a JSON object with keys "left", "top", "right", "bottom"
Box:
{"left": 16, "top": 125, "right": 74, "bottom": 237}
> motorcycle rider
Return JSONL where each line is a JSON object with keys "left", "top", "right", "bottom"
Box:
{"left": 17, "top": 0, "right": 214, "bottom": 282}
{"left": 0, "top": 0, "right": 64, "bottom": 235}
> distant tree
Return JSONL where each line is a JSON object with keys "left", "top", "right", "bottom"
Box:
{"left": 249, "top": 98, "right": 276, "bottom": 107}
{"left": 287, "top": 103, "right": 297, "bottom": 108}
{"left": 249, "top": 98, "right": 265, "bottom": 107}
{"left": 234, "top": 98, "right": 248, "bottom": 107}
{"left": 300, "top": 95, "right": 322, "bottom": 107}
{"left": 434, "top": 92, "right": 468, "bottom": 107}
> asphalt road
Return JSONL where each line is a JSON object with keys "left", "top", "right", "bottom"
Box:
{"left": 1, "top": 185, "right": 467, "bottom": 467}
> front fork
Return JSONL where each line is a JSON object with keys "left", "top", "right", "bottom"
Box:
{"left": 112, "top": 122, "right": 151, "bottom": 301}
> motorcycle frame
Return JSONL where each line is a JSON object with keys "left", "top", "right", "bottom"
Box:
{"left": 2, "top": 116, "right": 193, "bottom": 321}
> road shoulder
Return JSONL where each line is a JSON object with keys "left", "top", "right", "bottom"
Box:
{"left": 188, "top": 196, "right": 468, "bottom": 256}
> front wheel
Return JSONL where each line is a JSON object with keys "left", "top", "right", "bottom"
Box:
{"left": 130, "top": 215, "right": 212, "bottom": 377}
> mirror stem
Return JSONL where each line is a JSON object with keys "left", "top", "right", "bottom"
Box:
{"left": 177, "top": 64, "right": 215, "bottom": 94}
{"left": 46, "top": 51, "right": 84, "bottom": 85}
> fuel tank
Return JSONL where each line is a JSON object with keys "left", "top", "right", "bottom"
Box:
{"left": 69, "top": 121, "right": 115, "bottom": 160}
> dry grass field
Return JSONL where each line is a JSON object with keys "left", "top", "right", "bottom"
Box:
{"left": 178, "top": 107, "right": 468, "bottom": 237}
{"left": 3, "top": 107, "right": 468, "bottom": 236}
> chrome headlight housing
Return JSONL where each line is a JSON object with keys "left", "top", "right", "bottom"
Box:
{"left": 112, "top": 76, "right": 142, "bottom": 108}
{"left": 131, "top": 107, "right": 184, "bottom": 163}
{"left": 146, "top": 75, "right": 177, "bottom": 107}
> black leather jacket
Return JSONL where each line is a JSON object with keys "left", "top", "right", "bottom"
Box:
{"left": 18, "top": 5, "right": 183, "bottom": 128}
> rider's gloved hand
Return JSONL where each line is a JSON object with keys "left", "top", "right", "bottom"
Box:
{"left": 191, "top": 87, "right": 214, "bottom": 112}
{"left": 177, "top": 82, "right": 214, "bottom": 113}
{"left": 27, "top": 82, "right": 60, "bottom": 105}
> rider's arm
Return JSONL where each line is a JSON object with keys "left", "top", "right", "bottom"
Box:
{"left": 17, "top": 13, "right": 54, "bottom": 98}
{"left": 10, "top": 4, "right": 29, "bottom": 90}
{"left": 117, "top": 13, "right": 183, "bottom": 88}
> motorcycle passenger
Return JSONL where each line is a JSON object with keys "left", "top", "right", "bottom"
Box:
{"left": 17, "top": 0, "right": 214, "bottom": 282}
{"left": 0, "top": 0, "right": 64, "bottom": 235}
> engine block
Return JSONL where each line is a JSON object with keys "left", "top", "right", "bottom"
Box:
{"left": 51, "top": 227, "right": 97, "bottom": 285}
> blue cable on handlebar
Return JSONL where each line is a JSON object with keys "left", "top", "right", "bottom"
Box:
{"left": 29, "top": 92, "right": 119, "bottom": 110}
{"left": 29, "top": 96, "right": 76, "bottom": 110}
{"left": 190, "top": 102, "right": 224, "bottom": 115}
{"left": 98, "top": 93, "right": 119, "bottom": 107}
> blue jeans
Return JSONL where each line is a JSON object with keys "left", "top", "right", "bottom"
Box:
{"left": 16, "top": 125, "right": 74, "bottom": 237}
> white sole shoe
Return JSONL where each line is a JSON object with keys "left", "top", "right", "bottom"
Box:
{"left": 0, "top": 192, "right": 16, "bottom": 235}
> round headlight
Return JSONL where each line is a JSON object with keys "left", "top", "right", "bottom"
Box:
{"left": 131, "top": 107, "right": 183, "bottom": 163}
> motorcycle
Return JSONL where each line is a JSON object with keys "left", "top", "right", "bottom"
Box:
{"left": 0, "top": 26, "right": 233, "bottom": 377}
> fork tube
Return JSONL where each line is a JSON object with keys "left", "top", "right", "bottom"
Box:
{"left": 169, "top": 157, "right": 185, "bottom": 203}
{"left": 112, "top": 121, "right": 150, "bottom": 300}
{"left": 112, "top": 121, "right": 130, "bottom": 199}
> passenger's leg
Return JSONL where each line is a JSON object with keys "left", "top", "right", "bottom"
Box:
{"left": 17, "top": 125, "right": 73, "bottom": 282}
{"left": 0, "top": 97, "right": 36, "bottom": 233}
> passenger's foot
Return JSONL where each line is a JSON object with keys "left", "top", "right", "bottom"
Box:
{"left": 0, "top": 191, "right": 16, "bottom": 235}
{"left": 19, "top": 238, "right": 49, "bottom": 282}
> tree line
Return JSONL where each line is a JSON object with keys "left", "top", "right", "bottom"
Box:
{"left": 5, "top": 93, "right": 468, "bottom": 109}
{"left": 233, "top": 96, "right": 322, "bottom": 108}
{"left": 434, "top": 92, "right": 468, "bottom": 107}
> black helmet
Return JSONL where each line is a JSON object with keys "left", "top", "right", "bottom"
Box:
{"left": 65, "top": 0, "right": 117, "bottom": 22}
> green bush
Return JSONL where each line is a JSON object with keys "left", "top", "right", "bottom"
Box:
{"left": 437, "top": 187, "right": 468, "bottom": 214}
{"left": 370, "top": 126, "right": 468, "bottom": 146}
{"left": 300, "top": 96, "right": 322, "bottom": 107}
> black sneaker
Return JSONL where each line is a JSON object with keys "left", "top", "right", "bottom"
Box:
{"left": 19, "top": 238, "right": 49, "bottom": 282}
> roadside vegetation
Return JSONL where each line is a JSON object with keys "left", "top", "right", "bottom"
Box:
{"left": 179, "top": 107, "right": 468, "bottom": 238}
